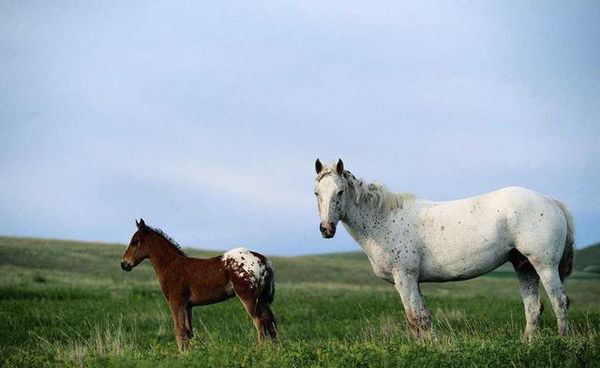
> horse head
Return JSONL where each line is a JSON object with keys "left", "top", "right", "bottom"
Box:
{"left": 314, "top": 158, "right": 348, "bottom": 238}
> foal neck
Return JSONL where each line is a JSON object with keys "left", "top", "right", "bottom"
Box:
{"left": 147, "top": 236, "right": 186, "bottom": 274}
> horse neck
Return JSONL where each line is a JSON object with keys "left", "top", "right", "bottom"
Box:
{"left": 341, "top": 199, "right": 384, "bottom": 243}
{"left": 147, "top": 237, "right": 185, "bottom": 275}
{"left": 341, "top": 197, "right": 419, "bottom": 250}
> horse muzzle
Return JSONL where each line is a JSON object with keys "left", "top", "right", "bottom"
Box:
{"left": 320, "top": 222, "right": 336, "bottom": 238}
{"left": 120, "top": 260, "right": 133, "bottom": 272}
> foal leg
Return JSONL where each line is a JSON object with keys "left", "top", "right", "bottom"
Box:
{"left": 238, "top": 296, "right": 266, "bottom": 343}
{"left": 534, "top": 265, "right": 570, "bottom": 336}
{"left": 511, "top": 261, "right": 542, "bottom": 342}
{"left": 169, "top": 301, "right": 189, "bottom": 352}
{"left": 259, "top": 304, "right": 278, "bottom": 342}
{"left": 393, "top": 270, "right": 433, "bottom": 340}
{"left": 184, "top": 305, "right": 194, "bottom": 339}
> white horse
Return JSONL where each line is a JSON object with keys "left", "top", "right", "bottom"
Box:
{"left": 314, "top": 159, "right": 574, "bottom": 341}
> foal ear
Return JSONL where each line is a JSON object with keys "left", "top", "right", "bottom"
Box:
{"left": 336, "top": 159, "right": 344, "bottom": 174}
{"left": 315, "top": 158, "right": 323, "bottom": 174}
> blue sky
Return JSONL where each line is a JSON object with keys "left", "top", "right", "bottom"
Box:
{"left": 1, "top": 1, "right": 599, "bottom": 255}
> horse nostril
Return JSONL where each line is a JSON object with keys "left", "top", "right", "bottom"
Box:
{"left": 319, "top": 223, "right": 326, "bottom": 233}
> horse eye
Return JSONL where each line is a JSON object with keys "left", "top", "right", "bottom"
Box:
{"left": 314, "top": 192, "right": 319, "bottom": 196}
{"left": 337, "top": 190, "right": 344, "bottom": 196}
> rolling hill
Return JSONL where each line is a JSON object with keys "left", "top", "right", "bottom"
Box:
{"left": 575, "top": 242, "right": 600, "bottom": 273}
{"left": 0, "top": 236, "right": 598, "bottom": 367}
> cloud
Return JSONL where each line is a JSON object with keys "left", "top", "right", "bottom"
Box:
{"left": 1, "top": 0, "right": 599, "bottom": 252}
{"left": 138, "top": 158, "right": 311, "bottom": 213}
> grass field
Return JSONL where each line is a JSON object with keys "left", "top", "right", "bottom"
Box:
{"left": 1, "top": 236, "right": 599, "bottom": 367}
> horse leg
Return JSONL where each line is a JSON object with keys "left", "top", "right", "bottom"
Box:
{"left": 393, "top": 270, "right": 433, "bottom": 340}
{"left": 511, "top": 259, "right": 542, "bottom": 342}
{"left": 168, "top": 301, "right": 189, "bottom": 352}
{"left": 533, "top": 265, "right": 570, "bottom": 336}
{"left": 238, "top": 295, "right": 265, "bottom": 344}
{"left": 259, "top": 304, "right": 278, "bottom": 342}
{"left": 185, "top": 305, "right": 194, "bottom": 339}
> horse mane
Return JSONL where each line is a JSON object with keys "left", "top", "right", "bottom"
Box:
{"left": 147, "top": 226, "right": 187, "bottom": 256}
{"left": 317, "top": 166, "right": 415, "bottom": 216}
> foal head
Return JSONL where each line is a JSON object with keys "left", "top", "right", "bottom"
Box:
{"left": 121, "top": 219, "right": 153, "bottom": 272}
{"left": 314, "top": 158, "right": 349, "bottom": 238}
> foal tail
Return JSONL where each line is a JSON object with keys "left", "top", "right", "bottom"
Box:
{"left": 555, "top": 200, "right": 575, "bottom": 282}
{"left": 260, "top": 262, "right": 276, "bottom": 305}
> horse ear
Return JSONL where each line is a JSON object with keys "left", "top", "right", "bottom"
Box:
{"left": 137, "top": 218, "right": 146, "bottom": 230}
{"left": 315, "top": 159, "right": 323, "bottom": 174}
{"left": 336, "top": 159, "right": 344, "bottom": 174}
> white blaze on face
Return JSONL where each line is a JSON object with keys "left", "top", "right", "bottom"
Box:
{"left": 223, "top": 248, "right": 267, "bottom": 286}
{"left": 315, "top": 173, "right": 346, "bottom": 227}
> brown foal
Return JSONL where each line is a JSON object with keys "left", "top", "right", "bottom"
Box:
{"left": 121, "top": 219, "right": 277, "bottom": 351}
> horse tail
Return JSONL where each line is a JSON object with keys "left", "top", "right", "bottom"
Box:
{"left": 260, "top": 261, "right": 276, "bottom": 305}
{"left": 555, "top": 200, "right": 575, "bottom": 282}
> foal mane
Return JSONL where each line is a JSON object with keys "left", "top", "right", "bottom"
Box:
{"left": 146, "top": 226, "right": 187, "bottom": 256}
{"left": 317, "top": 166, "right": 415, "bottom": 216}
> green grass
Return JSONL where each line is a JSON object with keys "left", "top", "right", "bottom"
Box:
{"left": 576, "top": 242, "right": 600, "bottom": 273}
{"left": 0, "top": 237, "right": 599, "bottom": 367}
